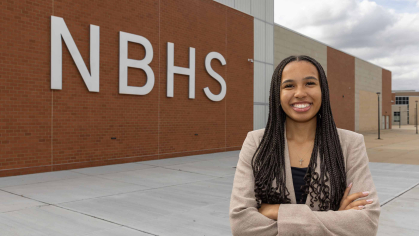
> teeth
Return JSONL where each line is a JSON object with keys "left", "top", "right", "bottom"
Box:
{"left": 293, "top": 103, "right": 311, "bottom": 108}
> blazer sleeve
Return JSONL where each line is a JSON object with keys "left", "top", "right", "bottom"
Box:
{"left": 229, "top": 131, "right": 279, "bottom": 236}
{"left": 276, "top": 133, "right": 381, "bottom": 236}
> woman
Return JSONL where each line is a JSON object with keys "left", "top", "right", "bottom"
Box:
{"left": 229, "top": 55, "right": 380, "bottom": 236}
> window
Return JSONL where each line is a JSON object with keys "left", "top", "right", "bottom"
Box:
{"left": 394, "top": 112, "right": 400, "bottom": 122}
{"left": 395, "top": 97, "right": 409, "bottom": 105}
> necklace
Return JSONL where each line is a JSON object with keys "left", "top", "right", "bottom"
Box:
{"left": 299, "top": 158, "right": 305, "bottom": 166}
{"left": 294, "top": 143, "right": 314, "bottom": 166}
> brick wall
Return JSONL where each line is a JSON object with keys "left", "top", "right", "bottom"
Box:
{"left": 327, "top": 47, "right": 355, "bottom": 131}
{"left": 0, "top": 0, "right": 254, "bottom": 177}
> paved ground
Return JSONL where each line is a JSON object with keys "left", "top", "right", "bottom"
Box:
{"left": 0, "top": 127, "right": 418, "bottom": 236}
{"left": 363, "top": 125, "right": 419, "bottom": 165}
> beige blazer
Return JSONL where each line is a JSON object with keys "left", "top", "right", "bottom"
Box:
{"left": 229, "top": 127, "right": 381, "bottom": 236}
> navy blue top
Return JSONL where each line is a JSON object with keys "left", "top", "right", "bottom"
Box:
{"left": 291, "top": 166, "right": 308, "bottom": 204}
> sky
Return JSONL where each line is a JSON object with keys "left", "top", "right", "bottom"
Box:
{"left": 274, "top": 0, "right": 419, "bottom": 91}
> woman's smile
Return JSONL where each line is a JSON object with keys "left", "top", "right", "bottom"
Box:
{"left": 291, "top": 102, "right": 313, "bottom": 112}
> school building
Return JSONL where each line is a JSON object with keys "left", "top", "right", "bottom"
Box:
{"left": 0, "top": 0, "right": 392, "bottom": 177}
{"left": 391, "top": 90, "right": 419, "bottom": 126}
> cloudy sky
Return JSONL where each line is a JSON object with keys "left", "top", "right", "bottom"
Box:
{"left": 274, "top": 0, "right": 419, "bottom": 91}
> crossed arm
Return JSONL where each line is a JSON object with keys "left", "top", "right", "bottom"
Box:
{"left": 229, "top": 131, "right": 381, "bottom": 236}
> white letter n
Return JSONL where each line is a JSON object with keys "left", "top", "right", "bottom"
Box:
{"left": 51, "top": 16, "right": 100, "bottom": 92}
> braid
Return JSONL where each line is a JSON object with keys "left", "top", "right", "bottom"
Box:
{"left": 252, "top": 55, "right": 346, "bottom": 211}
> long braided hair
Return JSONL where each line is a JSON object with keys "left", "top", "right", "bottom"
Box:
{"left": 251, "top": 55, "right": 346, "bottom": 211}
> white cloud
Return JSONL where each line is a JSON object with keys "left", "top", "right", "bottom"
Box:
{"left": 275, "top": 0, "right": 419, "bottom": 91}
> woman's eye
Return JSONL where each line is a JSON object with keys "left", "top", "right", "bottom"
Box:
{"left": 284, "top": 82, "right": 316, "bottom": 88}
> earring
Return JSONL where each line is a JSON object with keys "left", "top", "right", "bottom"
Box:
{"left": 318, "top": 113, "right": 321, "bottom": 119}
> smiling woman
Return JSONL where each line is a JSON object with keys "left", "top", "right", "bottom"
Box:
{"left": 229, "top": 55, "right": 381, "bottom": 236}
{"left": 280, "top": 60, "right": 322, "bottom": 123}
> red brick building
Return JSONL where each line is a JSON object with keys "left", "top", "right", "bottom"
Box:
{"left": 0, "top": 0, "right": 254, "bottom": 177}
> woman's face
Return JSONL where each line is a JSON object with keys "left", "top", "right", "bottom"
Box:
{"left": 280, "top": 60, "right": 322, "bottom": 123}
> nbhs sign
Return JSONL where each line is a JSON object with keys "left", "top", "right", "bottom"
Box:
{"left": 50, "top": 16, "right": 227, "bottom": 102}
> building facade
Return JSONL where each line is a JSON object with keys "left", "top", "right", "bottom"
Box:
{"left": 1, "top": 0, "right": 255, "bottom": 177}
{"left": 273, "top": 24, "right": 392, "bottom": 132}
{"left": 0, "top": 0, "right": 392, "bottom": 177}
{"left": 391, "top": 90, "right": 419, "bottom": 126}
{"left": 217, "top": 0, "right": 392, "bottom": 133}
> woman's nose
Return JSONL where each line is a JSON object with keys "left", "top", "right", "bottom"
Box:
{"left": 294, "top": 86, "right": 307, "bottom": 98}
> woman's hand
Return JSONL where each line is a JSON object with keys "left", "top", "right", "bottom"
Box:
{"left": 258, "top": 203, "right": 280, "bottom": 220}
{"left": 339, "top": 182, "right": 374, "bottom": 211}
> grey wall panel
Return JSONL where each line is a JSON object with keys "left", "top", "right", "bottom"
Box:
{"left": 265, "top": 64, "right": 274, "bottom": 103}
{"left": 254, "top": 61, "right": 266, "bottom": 103}
{"left": 212, "top": 0, "right": 274, "bottom": 131}
{"left": 254, "top": 19, "right": 266, "bottom": 62}
{"left": 235, "top": 0, "right": 251, "bottom": 14}
{"left": 265, "top": 0, "right": 274, "bottom": 24}
{"left": 214, "top": 0, "right": 234, "bottom": 8}
{"left": 274, "top": 25, "right": 327, "bottom": 75}
{"left": 251, "top": 0, "right": 266, "bottom": 21}
{"left": 265, "top": 24, "right": 274, "bottom": 64}
{"left": 254, "top": 105, "right": 266, "bottom": 130}
{"left": 355, "top": 58, "right": 382, "bottom": 131}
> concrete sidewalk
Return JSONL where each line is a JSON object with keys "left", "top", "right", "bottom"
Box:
{"left": 0, "top": 128, "right": 418, "bottom": 236}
